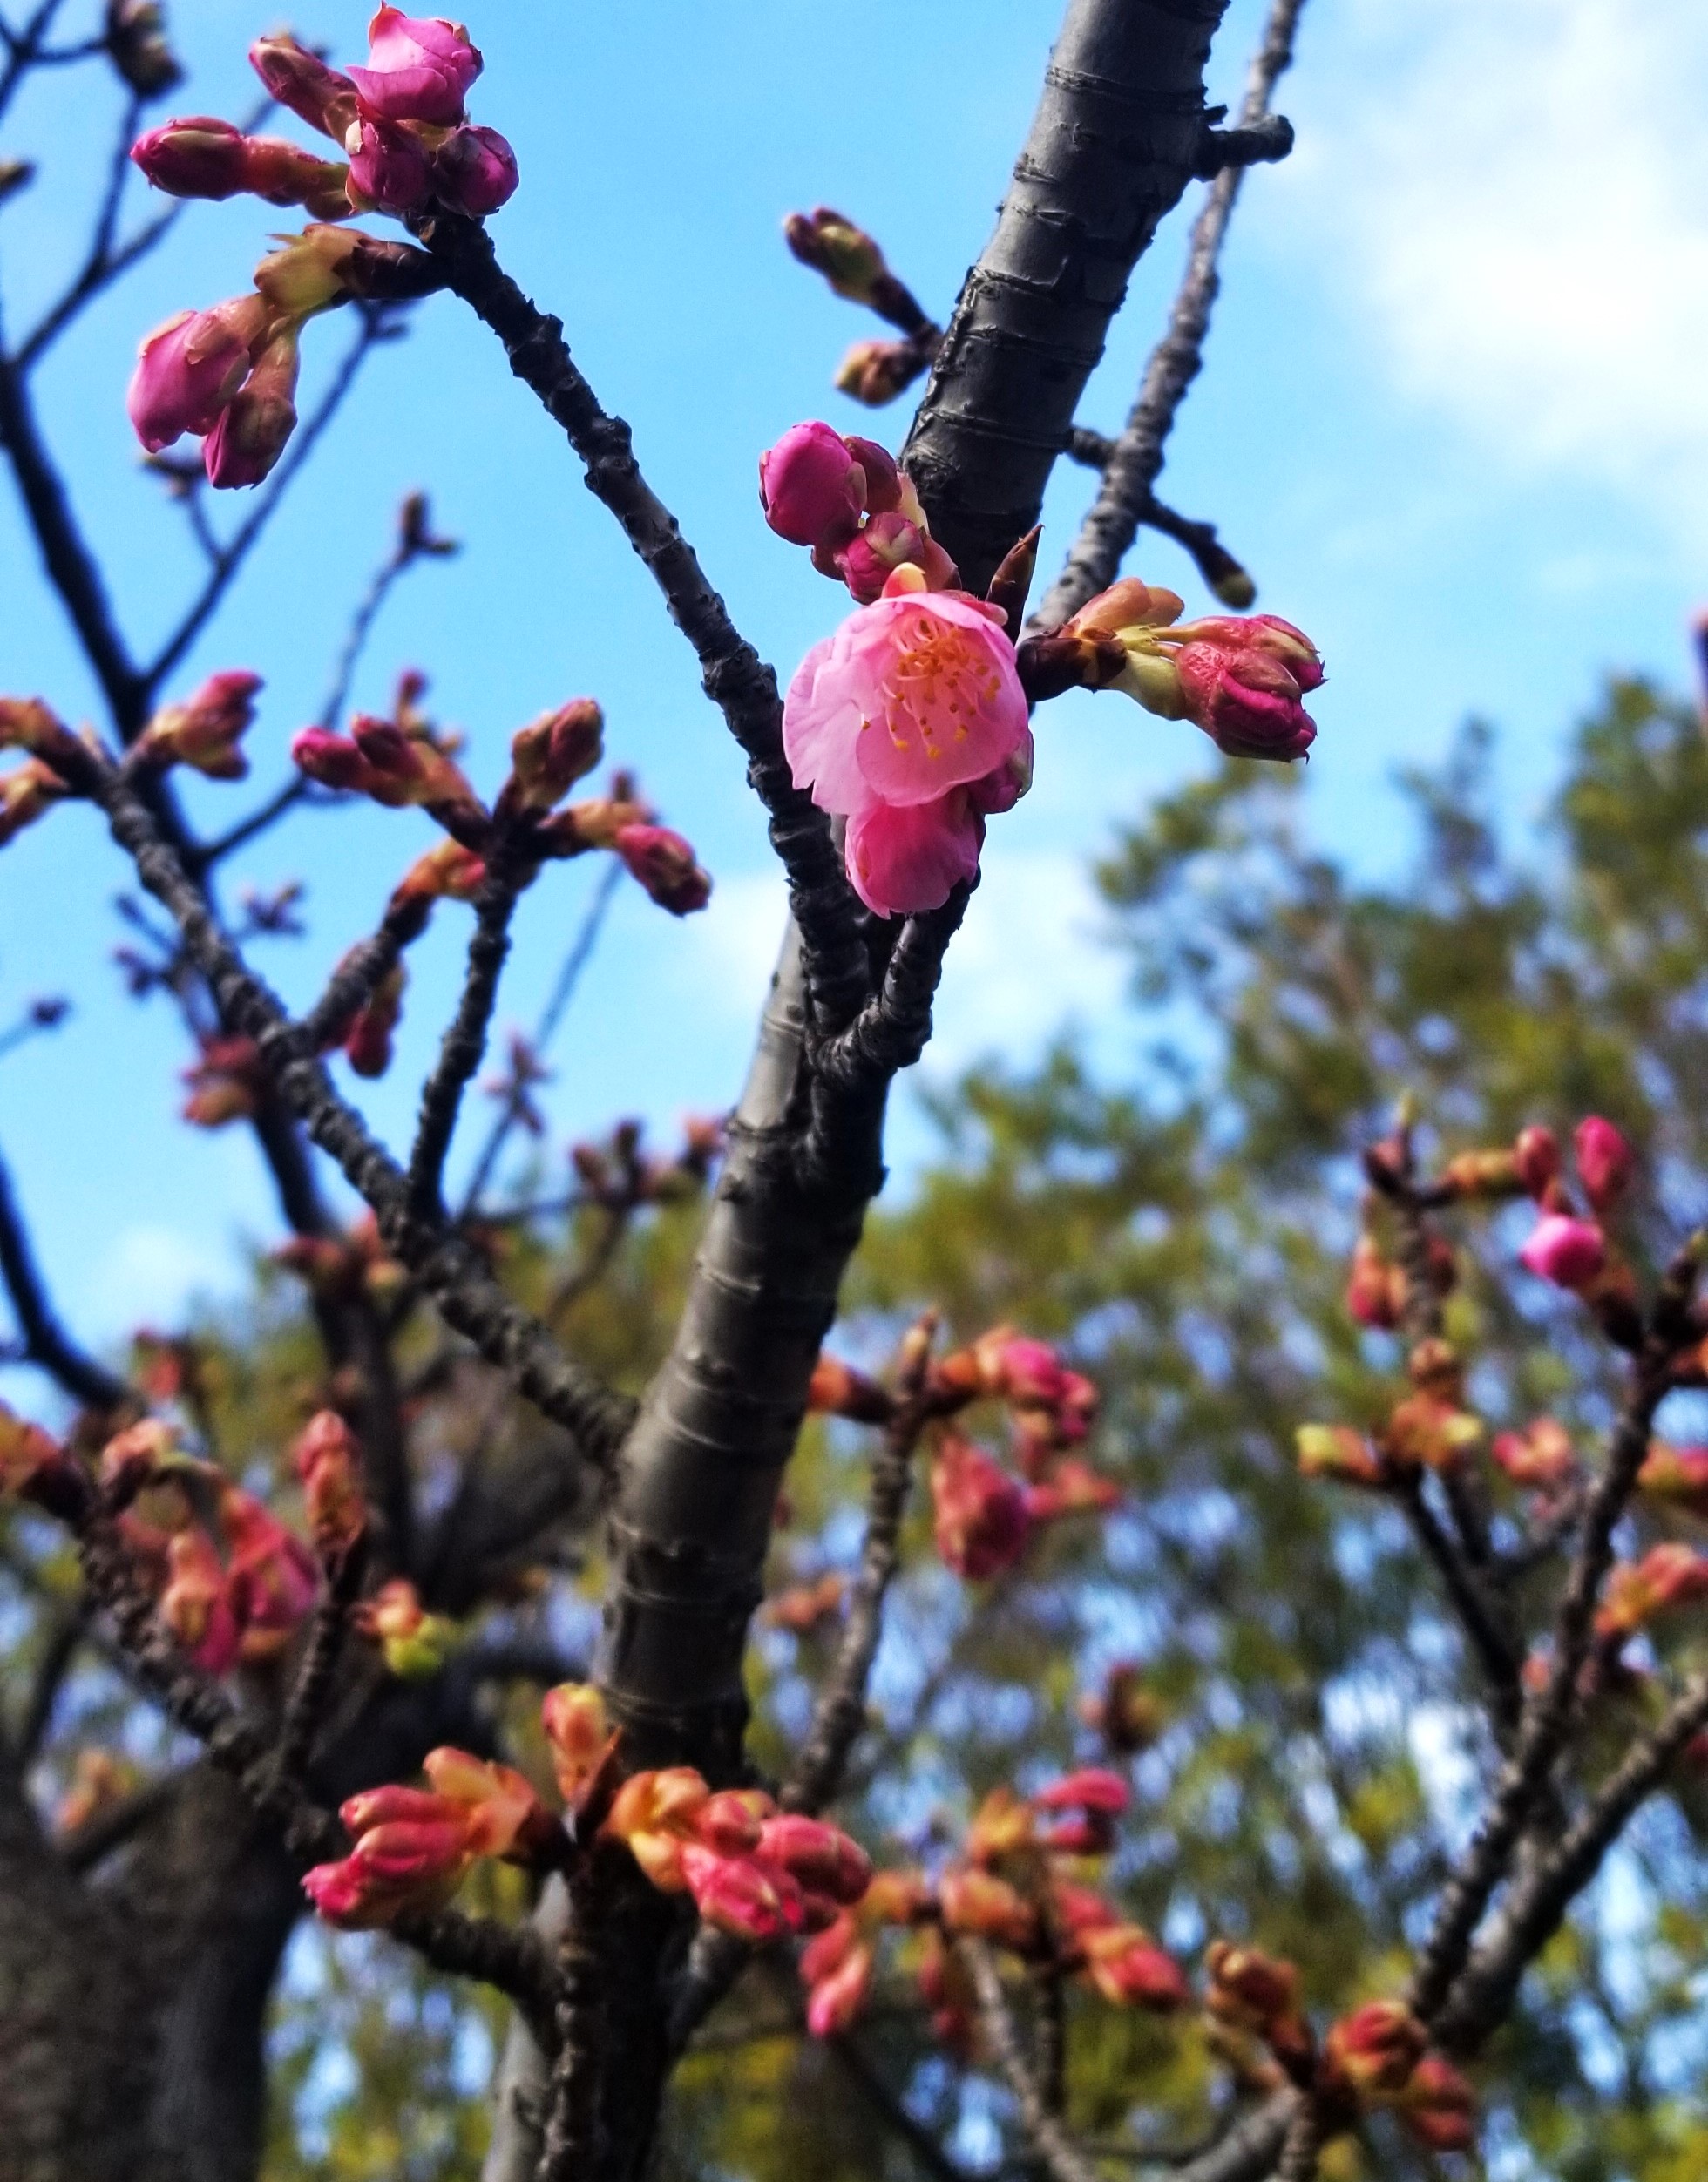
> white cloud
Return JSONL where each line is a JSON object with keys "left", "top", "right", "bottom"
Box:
{"left": 1280, "top": 0, "right": 1708, "bottom": 546}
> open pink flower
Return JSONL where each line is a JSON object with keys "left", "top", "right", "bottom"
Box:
{"left": 348, "top": 9, "right": 482, "bottom": 125}
{"left": 784, "top": 586, "right": 1029, "bottom": 915}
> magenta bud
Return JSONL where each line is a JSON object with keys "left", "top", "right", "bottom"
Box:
{"left": 613, "top": 824, "right": 712, "bottom": 916}
{"left": 1518, "top": 1214, "right": 1607, "bottom": 1292}
{"left": 1574, "top": 1116, "right": 1635, "bottom": 1213}
{"left": 841, "top": 436, "right": 902, "bottom": 514}
{"left": 125, "top": 298, "right": 266, "bottom": 453}
{"left": 249, "top": 34, "right": 359, "bottom": 143}
{"left": 203, "top": 329, "right": 298, "bottom": 489}
{"left": 348, "top": 8, "right": 484, "bottom": 126}
{"left": 759, "top": 422, "right": 864, "bottom": 549}
{"left": 432, "top": 124, "right": 518, "bottom": 217}
{"left": 347, "top": 113, "right": 436, "bottom": 213}
{"left": 292, "top": 727, "right": 369, "bottom": 791}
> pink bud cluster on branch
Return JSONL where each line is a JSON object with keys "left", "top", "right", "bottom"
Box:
{"left": 803, "top": 1323, "right": 1114, "bottom": 1580}
{"left": 125, "top": 11, "right": 518, "bottom": 488}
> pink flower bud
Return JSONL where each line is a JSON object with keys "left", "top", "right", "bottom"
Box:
{"left": 346, "top": 112, "right": 435, "bottom": 213}
{"left": 1518, "top": 1213, "right": 1607, "bottom": 1291}
{"left": 540, "top": 1683, "right": 615, "bottom": 1807}
{"left": 603, "top": 1766, "right": 712, "bottom": 1891}
{"left": 126, "top": 298, "right": 266, "bottom": 452}
{"left": 783, "top": 207, "right": 888, "bottom": 306}
{"left": 1595, "top": 1542, "right": 1708, "bottom": 1638}
{"left": 343, "top": 962, "right": 405, "bottom": 1078}
{"left": 760, "top": 421, "right": 866, "bottom": 549}
{"left": 1491, "top": 1418, "right": 1576, "bottom": 1492}
{"left": 1574, "top": 1115, "right": 1635, "bottom": 1213}
{"left": 1080, "top": 1925, "right": 1189, "bottom": 2010}
{"left": 352, "top": 1576, "right": 455, "bottom": 1677}
{"left": 503, "top": 699, "right": 603, "bottom": 814}
{"left": 834, "top": 336, "right": 926, "bottom": 408}
{"left": 804, "top": 1933, "right": 874, "bottom": 2037}
{"left": 1323, "top": 2001, "right": 1428, "bottom": 2096}
{"left": 0, "top": 697, "right": 81, "bottom": 770}
{"left": 249, "top": 34, "right": 360, "bottom": 143}
{"left": 695, "top": 1790, "right": 771, "bottom": 1858}
{"left": 1398, "top": 2055, "right": 1477, "bottom": 2153}
{"left": 1296, "top": 1425, "right": 1386, "bottom": 1491}
{"left": 432, "top": 123, "right": 518, "bottom": 216}
{"left": 841, "top": 435, "right": 902, "bottom": 513}
{"left": 1032, "top": 1768, "right": 1129, "bottom": 1816}
{"left": 836, "top": 512, "right": 931, "bottom": 604}
{"left": 0, "top": 1401, "right": 82, "bottom": 1517}
{"left": 136, "top": 668, "right": 261, "bottom": 778}
{"left": 1204, "top": 1941, "right": 1303, "bottom": 2033}
{"left": 1513, "top": 1124, "right": 1562, "bottom": 1198}
{"left": 757, "top": 1815, "right": 872, "bottom": 1905}
{"left": 679, "top": 1843, "right": 803, "bottom": 1941}
{"left": 931, "top": 1434, "right": 1031, "bottom": 1580}
{"left": 220, "top": 1486, "right": 318, "bottom": 1660}
{"left": 0, "top": 759, "right": 71, "bottom": 847}
{"left": 613, "top": 823, "right": 712, "bottom": 915}
{"left": 131, "top": 117, "right": 349, "bottom": 217}
{"left": 1174, "top": 640, "right": 1316, "bottom": 762}
{"left": 292, "top": 1414, "right": 366, "bottom": 1559}
{"left": 1345, "top": 1234, "right": 1404, "bottom": 1329}
{"left": 204, "top": 327, "right": 299, "bottom": 489}
{"left": 1021, "top": 1457, "right": 1120, "bottom": 1521}
{"left": 348, "top": 9, "right": 484, "bottom": 125}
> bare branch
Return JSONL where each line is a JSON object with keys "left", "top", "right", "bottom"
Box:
{"left": 0, "top": 1140, "right": 132, "bottom": 1410}
{"left": 963, "top": 1938, "right": 1103, "bottom": 2182}
{"left": 1034, "top": 0, "right": 1308, "bottom": 627}
{"left": 407, "top": 864, "right": 525, "bottom": 1219}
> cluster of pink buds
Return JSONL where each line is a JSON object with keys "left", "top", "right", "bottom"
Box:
{"left": 761, "top": 423, "right": 956, "bottom": 603}
{"left": 807, "top": 1323, "right": 1113, "bottom": 1581}
{"left": 1439, "top": 1114, "right": 1635, "bottom": 1299}
{"left": 132, "top": 670, "right": 261, "bottom": 780}
{"left": 293, "top": 688, "right": 712, "bottom": 917}
{"left": 352, "top": 1576, "right": 458, "bottom": 1678}
{"left": 136, "top": 14, "right": 516, "bottom": 232}
{"left": 127, "top": 223, "right": 444, "bottom": 487}
{"left": 1017, "top": 579, "right": 1324, "bottom": 764}
{"left": 304, "top": 1748, "right": 557, "bottom": 1928}
{"left": 1343, "top": 1224, "right": 1454, "bottom": 1332}
{"left": 1319, "top": 2002, "right": 1476, "bottom": 2152}
{"left": 101, "top": 1422, "right": 321, "bottom": 1674}
{"left": 1637, "top": 1440, "right": 1708, "bottom": 1517}
{"left": 292, "top": 1410, "right": 368, "bottom": 1562}
{"left": 604, "top": 1767, "right": 872, "bottom": 1943}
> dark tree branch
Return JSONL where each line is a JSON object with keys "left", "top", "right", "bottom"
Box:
{"left": 1034, "top": 0, "right": 1307, "bottom": 627}
{"left": 1404, "top": 1350, "right": 1671, "bottom": 2021}
{"left": 412, "top": 210, "right": 871, "bottom": 1040}
{"left": 407, "top": 866, "right": 524, "bottom": 1219}
{"left": 269, "top": 1538, "right": 368, "bottom": 1786}
{"left": 1068, "top": 433, "right": 1257, "bottom": 601}
{"left": 16, "top": 1596, "right": 90, "bottom": 1764}
{"left": 87, "top": 757, "right": 636, "bottom": 1467}
{"left": 1167, "top": 2095, "right": 1294, "bottom": 2182}
{"left": 537, "top": 1859, "right": 608, "bottom": 2182}
{"left": 1393, "top": 1473, "right": 1522, "bottom": 1732}
{"left": 829, "top": 2030, "right": 977, "bottom": 2182}
{"left": 0, "top": 0, "right": 66, "bottom": 125}
{"left": 1193, "top": 113, "right": 1293, "bottom": 176}
{"left": 0, "top": 1141, "right": 132, "bottom": 1410}
{"left": 458, "top": 856, "right": 622, "bottom": 1219}
{"left": 963, "top": 1938, "right": 1103, "bottom": 2182}
{"left": 1433, "top": 1670, "right": 1708, "bottom": 2053}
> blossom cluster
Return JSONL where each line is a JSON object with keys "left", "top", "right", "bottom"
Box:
{"left": 125, "top": 11, "right": 516, "bottom": 488}
{"left": 804, "top": 1323, "right": 1116, "bottom": 1582}
{"left": 762, "top": 423, "right": 1325, "bottom": 916}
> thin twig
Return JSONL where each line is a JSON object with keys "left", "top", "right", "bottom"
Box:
{"left": 458, "top": 857, "right": 622, "bottom": 1219}
{"left": 270, "top": 1537, "right": 369, "bottom": 1786}
{"left": 963, "top": 1939, "right": 1103, "bottom": 2182}
{"left": 0, "top": 1140, "right": 132, "bottom": 1409}
{"left": 407, "top": 865, "right": 525, "bottom": 1219}
{"left": 413, "top": 210, "right": 870, "bottom": 1039}
{"left": 1035, "top": 0, "right": 1308, "bottom": 628}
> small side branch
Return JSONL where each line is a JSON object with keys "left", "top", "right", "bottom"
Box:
{"left": 1036, "top": 0, "right": 1309, "bottom": 627}
{"left": 0, "top": 1141, "right": 131, "bottom": 1411}
{"left": 963, "top": 1939, "right": 1103, "bottom": 2182}
{"left": 407, "top": 869, "right": 523, "bottom": 1219}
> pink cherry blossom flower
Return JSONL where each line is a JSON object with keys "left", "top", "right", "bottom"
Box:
{"left": 845, "top": 791, "right": 983, "bottom": 918}
{"left": 347, "top": 8, "right": 483, "bottom": 125}
{"left": 1518, "top": 1214, "right": 1606, "bottom": 1291}
{"left": 432, "top": 123, "right": 518, "bottom": 216}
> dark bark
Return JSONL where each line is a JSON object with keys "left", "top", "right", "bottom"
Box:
{"left": 903, "top": 0, "right": 1233, "bottom": 599}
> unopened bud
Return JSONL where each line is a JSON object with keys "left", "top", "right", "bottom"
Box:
{"left": 613, "top": 823, "right": 711, "bottom": 915}
{"left": 203, "top": 326, "right": 298, "bottom": 489}
{"left": 106, "top": 0, "right": 182, "bottom": 98}
{"left": 784, "top": 206, "right": 888, "bottom": 306}
{"left": 834, "top": 336, "right": 927, "bottom": 408}
{"left": 249, "top": 33, "right": 360, "bottom": 145}
{"left": 502, "top": 700, "right": 604, "bottom": 816}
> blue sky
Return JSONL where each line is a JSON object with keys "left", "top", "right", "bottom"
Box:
{"left": 2, "top": 0, "right": 1705, "bottom": 1379}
